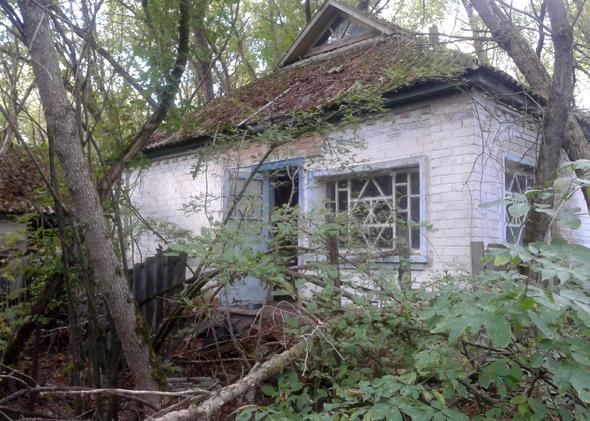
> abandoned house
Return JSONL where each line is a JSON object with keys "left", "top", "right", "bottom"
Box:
{"left": 129, "top": 0, "right": 590, "bottom": 304}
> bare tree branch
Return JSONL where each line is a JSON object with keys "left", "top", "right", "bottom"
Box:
{"left": 49, "top": 2, "right": 159, "bottom": 109}
{"left": 470, "top": 0, "right": 590, "bottom": 212}
{"left": 470, "top": 0, "right": 551, "bottom": 97}
{"left": 97, "top": 0, "right": 192, "bottom": 200}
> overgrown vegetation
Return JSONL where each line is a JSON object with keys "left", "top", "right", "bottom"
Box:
{"left": 154, "top": 158, "right": 590, "bottom": 420}
{"left": 1, "top": 0, "right": 590, "bottom": 419}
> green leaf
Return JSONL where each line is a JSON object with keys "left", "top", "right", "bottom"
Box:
{"left": 386, "top": 409, "right": 403, "bottom": 421}
{"left": 493, "top": 252, "right": 511, "bottom": 266}
{"left": 553, "top": 176, "right": 571, "bottom": 193}
{"left": 260, "top": 385, "right": 275, "bottom": 397}
{"left": 572, "top": 371, "right": 590, "bottom": 403}
{"left": 519, "top": 297, "right": 537, "bottom": 310}
{"left": 480, "top": 359, "right": 511, "bottom": 389}
{"left": 237, "top": 407, "right": 258, "bottom": 421}
{"left": 562, "top": 211, "right": 581, "bottom": 229}
{"left": 483, "top": 314, "right": 512, "bottom": 348}
{"left": 508, "top": 202, "right": 529, "bottom": 218}
{"left": 562, "top": 244, "right": 590, "bottom": 264}
{"left": 529, "top": 311, "right": 557, "bottom": 339}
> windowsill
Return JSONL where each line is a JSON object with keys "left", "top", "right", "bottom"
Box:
{"left": 344, "top": 254, "right": 428, "bottom": 270}
{"left": 301, "top": 254, "right": 429, "bottom": 271}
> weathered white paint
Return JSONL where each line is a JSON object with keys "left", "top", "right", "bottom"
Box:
{"left": 129, "top": 91, "right": 590, "bottom": 299}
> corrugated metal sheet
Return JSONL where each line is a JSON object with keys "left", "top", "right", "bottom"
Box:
{"left": 131, "top": 252, "right": 187, "bottom": 331}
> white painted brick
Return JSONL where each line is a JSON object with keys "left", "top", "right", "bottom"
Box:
{"left": 128, "top": 91, "right": 590, "bottom": 281}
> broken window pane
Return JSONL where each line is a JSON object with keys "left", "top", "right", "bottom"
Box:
{"left": 314, "top": 16, "right": 370, "bottom": 47}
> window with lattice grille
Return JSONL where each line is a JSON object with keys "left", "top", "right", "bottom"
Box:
{"left": 326, "top": 168, "right": 421, "bottom": 252}
{"left": 505, "top": 161, "right": 535, "bottom": 244}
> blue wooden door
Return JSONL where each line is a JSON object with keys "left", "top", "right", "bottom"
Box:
{"left": 220, "top": 169, "right": 272, "bottom": 306}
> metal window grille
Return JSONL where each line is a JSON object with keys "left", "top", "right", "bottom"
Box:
{"left": 326, "top": 168, "right": 421, "bottom": 251}
{"left": 505, "top": 162, "right": 535, "bottom": 244}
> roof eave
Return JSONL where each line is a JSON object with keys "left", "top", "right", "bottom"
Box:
{"left": 144, "top": 68, "right": 541, "bottom": 159}
{"left": 466, "top": 67, "right": 544, "bottom": 111}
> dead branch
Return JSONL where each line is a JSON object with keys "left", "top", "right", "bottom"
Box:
{"left": 96, "top": 0, "right": 191, "bottom": 200}
{"left": 151, "top": 339, "right": 310, "bottom": 420}
{"left": 0, "top": 405, "right": 66, "bottom": 419}
{"left": 0, "top": 385, "right": 212, "bottom": 406}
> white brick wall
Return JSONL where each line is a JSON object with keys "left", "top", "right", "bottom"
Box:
{"left": 470, "top": 94, "right": 590, "bottom": 247}
{"left": 128, "top": 152, "right": 225, "bottom": 262}
{"left": 129, "top": 91, "right": 590, "bottom": 285}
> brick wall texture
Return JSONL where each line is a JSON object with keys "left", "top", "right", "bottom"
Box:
{"left": 129, "top": 92, "right": 590, "bottom": 282}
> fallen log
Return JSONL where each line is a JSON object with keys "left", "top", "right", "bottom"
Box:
{"left": 151, "top": 339, "right": 310, "bottom": 420}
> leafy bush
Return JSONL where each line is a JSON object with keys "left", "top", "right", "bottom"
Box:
{"left": 238, "top": 246, "right": 590, "bottom": 419}
{"left": 167, "top": 160, "right": 590, "bottom": 420}
{"left": 234, "top": 163, "right": 590, "bottom": 420}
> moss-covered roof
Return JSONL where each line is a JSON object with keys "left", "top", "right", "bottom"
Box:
{"left": 0, "top": 147, "right": 45, "bottom": 215}
{"left": 147, "top": 35, "right": 479, "bottom": 151}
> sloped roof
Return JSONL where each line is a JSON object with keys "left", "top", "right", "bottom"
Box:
{"left": 146, "top": 0, "right": 541, "bottom": 154}
{"left": 148, "top": 35, "right": 477, "bottom": 151}
{"left": 0, "top": 146, "right": 45, "bottom": 215}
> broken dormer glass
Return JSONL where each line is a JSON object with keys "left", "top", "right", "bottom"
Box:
{"left": 314, "top": 16, "right": 369, "bottom": 47}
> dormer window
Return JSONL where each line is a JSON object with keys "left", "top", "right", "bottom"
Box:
{"left": 314, "top": 16, "right": 369, "bottom": 47}
{"left": 278, "top": 0, "right": 394, "bottom": 67}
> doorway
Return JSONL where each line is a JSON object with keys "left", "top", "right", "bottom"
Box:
{"left": 221, "top": 159, "right": 303, "bottom": 306}
{"left": 268, "top": 166, "right": 300, "bottom": 267}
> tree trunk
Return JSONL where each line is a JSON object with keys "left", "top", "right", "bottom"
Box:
{"left": 357, "top": 0, "right": 370, "bottom": 12}
{"left": 470, "top": 0, "right": 590, "bottom": 222}
{"left": 194, "top": 1, "right": 214, "bottom": 104}
{"left": 236, "top": 35, "right": 257, "bottom": 81}
{"left": 470, "top": 0, "right": 550, "bottom": 97}
{"left": 461, "top": 0, "right": 487, "bottom": 64}
{"left": 97, "top": 0, "right": 190, "bottom": 199}
{"left": 524, "top": 0, "right": 574, "bottom": 243}
{"left": 269, "top": 1, "right": 282, "bottom": 65}
{"left": 18, "top": 0, "right": 161, "bottom": 400}
{"left": 304, "top": 0, "right": 312, "bottom": 23}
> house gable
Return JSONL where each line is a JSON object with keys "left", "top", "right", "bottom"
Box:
{"left": 278, "top": 0, "right": 395, "bottom": 67}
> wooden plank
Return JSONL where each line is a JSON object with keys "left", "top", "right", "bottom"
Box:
{"left": 470, "top": 241, "right": 485, "bottom": 274}
{"left": 132, "top": 262, "right": 146, "bottom": 306}
{"left": 145, "top": 256, "right": 158, "bottom": 329}
{"left": 154, "top": 254, "right": 168, "bottom": 329}
{"left": 131, "top": 253, "right": 188, "bottom": 331}
{"left": 303, "top": 31, "right": 378, "bottom": 58}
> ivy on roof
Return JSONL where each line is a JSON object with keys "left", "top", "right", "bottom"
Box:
{"left": 147, "top": 37, "right": 476, "bottom": 151}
